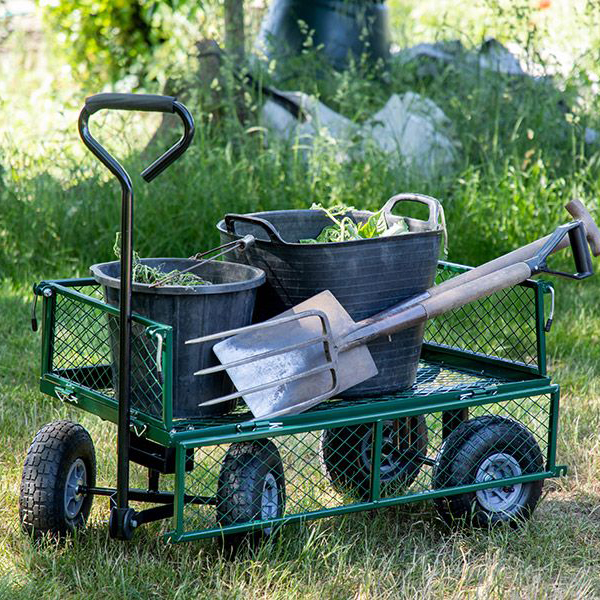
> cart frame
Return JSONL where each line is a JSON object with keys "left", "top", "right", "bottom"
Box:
{"left": 33, "top": 259, "right": 564, "bottom": 542}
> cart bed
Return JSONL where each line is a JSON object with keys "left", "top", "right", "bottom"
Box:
{"left": 34, "top": 262, "right": 562, "bottom": 541}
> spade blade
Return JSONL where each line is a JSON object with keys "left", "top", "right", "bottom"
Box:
{"left": 213, "top": 291, "right": 378, "bottom": 418}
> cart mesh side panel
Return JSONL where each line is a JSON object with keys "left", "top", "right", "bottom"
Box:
{"left": 51, "top": 286, "right": 113, "bottom": 395}
{"left": 41, "top": 265, "right": 548, "bottom": 431}
{"left": 425, "top": 264, "right": 541, "bottom": 367}
{"left": 48, "top": 284, "right": 166, "bottom": 420}
{"left": 378, "top": 394, "right": 550, "bottom": 499}
{"left": 178, "top": 393, "right": 553, "bottom": 538}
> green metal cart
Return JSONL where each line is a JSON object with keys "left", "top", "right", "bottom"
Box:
{"left": 19, "top": 94, "right": 566, "bottom": 544}
{"left": 23, "top": 261, "right": 561, "bottom": 543}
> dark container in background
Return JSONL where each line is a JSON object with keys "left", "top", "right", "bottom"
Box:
{"left": 256, "top": 0, "right": 390, "bottom": 71}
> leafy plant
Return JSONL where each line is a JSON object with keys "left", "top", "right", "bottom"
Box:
{"left": 38, "top": 0, "right": 209, "bottom": 85}
{"left": 299, "top": 203, "right": 408, "bottom": 244}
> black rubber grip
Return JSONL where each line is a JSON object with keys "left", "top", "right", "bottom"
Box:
{"left": 569, "top": 223, "right": 594, "bottom": 278}
{"left": 85, "top": 93, "right": 176, "bottom": 115}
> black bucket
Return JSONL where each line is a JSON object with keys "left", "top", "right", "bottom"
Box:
{"left": 217, "top": 194, "right": 444, "bottom": 397}
{"left": 90, "top": 259, "right": 265, "bottom": 419}
{"left": 257, "top": 0, "right": 390, "bottom": 71}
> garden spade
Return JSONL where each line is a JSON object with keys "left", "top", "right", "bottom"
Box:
{"left": 187, "top": 201, "right": 600, "bottom": 420}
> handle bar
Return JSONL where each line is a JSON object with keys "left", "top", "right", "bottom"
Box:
{"left": 77, "top": 93, "right": 194, "bottom": 537}
{"left": 78, "top": 93, "right": 195, "bottom": 183}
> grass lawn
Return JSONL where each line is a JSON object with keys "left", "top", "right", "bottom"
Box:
{"left": 2, "top": 1, "right": 600, "bottom": 598}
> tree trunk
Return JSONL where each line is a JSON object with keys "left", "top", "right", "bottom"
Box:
{"left": 224, "top": 0, "right": 245, "bottom": 63}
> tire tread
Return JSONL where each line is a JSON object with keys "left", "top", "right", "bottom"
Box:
{"left": 19, "top": 420, "right": 96, "bottom": 538}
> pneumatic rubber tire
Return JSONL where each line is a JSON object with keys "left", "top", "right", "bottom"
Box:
{"left": 216, "top": 439, "right": 286, "bottom": 547}
{"left": 433, "top": 415, "right": 544, "bottom": 527}
{"left": 319, "top": 415, "right": 428, "bottom": 499}
{"left": 20, "top": 420, "right": 96, "bottom": 538}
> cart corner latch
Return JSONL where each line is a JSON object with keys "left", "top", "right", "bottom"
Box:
{"left": 555, "top": 464, "right": 568, "bottom": 477}
{"left": 236, "top": 420, "right": 283, "bottom": 433}
{"left": 544, "top": 285, "right": 555, "bottom": 333}
{"left": 459, "top": 386, "right": 497, "bottom": 401}
{"left": 130, "top": 420, "right": 148, "bottom": 438}
{"left": 55, "top": 385, "right": 78, "bottom": 405}
{"left": 31, "top": 283, "right": 54, "bottom": 332}
{"left": 31, "top": 294, "right": 39, "bottom": 332}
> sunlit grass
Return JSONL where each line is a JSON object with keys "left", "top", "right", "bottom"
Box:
{"left": 2, "top": 1, "right": 600, "bottom": 598}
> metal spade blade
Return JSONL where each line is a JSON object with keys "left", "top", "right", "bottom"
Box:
{"left": 188, "top": 291, "right": 378, "bottom": 419}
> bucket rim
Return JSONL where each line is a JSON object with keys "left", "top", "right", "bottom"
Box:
{"left": 90, "top": 258, "right": 266, "bottom": 295}
{"left": 216, "top": 209, "right": 442, "bottom": 248}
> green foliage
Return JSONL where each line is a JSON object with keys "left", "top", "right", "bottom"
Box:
{"left": 112, "top": 232, "right": 211, "bottom": 286}
{"left": 38, "top": 0, "right": 206, "bottom": 84}
{"left": 299, "top": 203, "right": 408, "bottom": 244}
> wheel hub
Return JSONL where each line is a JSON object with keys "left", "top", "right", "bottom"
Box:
{"left": 360, "top": 421, "right": 407, "bottom": 480}
{"left": 261, "top": 472, "right": 279, "bottom": 534}
{"left": 261, "top": 472, "right": 279, "bottom": 519}
{"left": 475, "top": 452, "right": 524, "bottom": 513}
{"left": 64, "top": 458, "right": 87, "bottom": 520}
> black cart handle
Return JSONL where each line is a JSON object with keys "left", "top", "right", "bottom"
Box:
{"left": 225, "top": 213, "right": 286, "bottom": 244}
{"left": 78, "top": 94, "right": 195, "bottom": 528}
{"left": 79, "top": 93, "right": 195, "bottom": 183}
{"left": 85, "top": 93, "right": 177, "bottom": 116}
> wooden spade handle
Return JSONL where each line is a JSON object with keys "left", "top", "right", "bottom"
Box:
{"left": 429, "top": 200, "right": 600, "bottom": 298}
{"left": 422, "top": 262, "right": 532, "bottom": 318}
{"left": 341, "top": 263, "right": 532, "bottom": 350}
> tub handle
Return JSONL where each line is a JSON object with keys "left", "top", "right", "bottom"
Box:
{"left": 224, "top": 214, "right": 286, "bottom": 244}
{"left": 381, "top": 193, "right": 447, "bottom": 255}
{"left": 381, "top": 193, "right": 441, "bottom": 229}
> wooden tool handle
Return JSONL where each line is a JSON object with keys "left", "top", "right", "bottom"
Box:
{"left": 422, "top": 262, "right": 532, "bottom": 319}
{"left": 341, "top": 262, "right": 532, "bottom": 350}
{"left": 341, "top": 207, "right": 597, "bottom": 351}
{"left": 429, "top": 237, "right": 547, "bottom": 298}
{"left": 430, "top": 200, "right": 600, "bottom": 298}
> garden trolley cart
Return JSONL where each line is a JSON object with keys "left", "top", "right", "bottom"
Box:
{"left": 19, "top": 94, "right": 599, "bottom": 544}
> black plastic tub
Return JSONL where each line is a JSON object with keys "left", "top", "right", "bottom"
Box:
{"left": 90, "top": 259, "right": 265, "bottom": 419}
{"left": 217, "top": 194, "right": 444, "bottom": 397}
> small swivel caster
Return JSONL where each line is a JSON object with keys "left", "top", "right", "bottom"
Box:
{"left": 109, "top": 506, "right": 138, "bottom": 540}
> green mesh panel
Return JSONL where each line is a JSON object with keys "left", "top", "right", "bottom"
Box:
{"left": 179, "top": 394, "right": 552, "bottom": 535}
{"left": 425, "top": 264, "right": 539, "bottom": 367}
{"left": 49, "top": 284, "right": 165, "bottom": 420}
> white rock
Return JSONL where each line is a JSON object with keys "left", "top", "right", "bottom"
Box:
{"left": 260, "top": 90, "right": 458, "bottom": 177}
{"left": 360, "top": 93, "right": 457, "bottom": 176}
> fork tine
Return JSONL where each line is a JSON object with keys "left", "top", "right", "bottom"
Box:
{"left": 192, "top": 334, "right": 330, "bottom": 376}
{"left": 185, "top": 309, "right": 330, "bottom": 345}
{"left": 197, "top": 361, "right": 336, "bottom": 407}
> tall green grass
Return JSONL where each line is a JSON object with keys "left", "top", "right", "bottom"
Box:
{"left": 2, "top": 50, "right": 599, "bottom": 282}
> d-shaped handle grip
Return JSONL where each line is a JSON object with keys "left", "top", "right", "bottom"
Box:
{"left": 565, "top": 199, "right": 600, "bottom": 257}
{"left": 84, "top": 93, "right": 177, "bottom": 116}
{"left": 79, "top": 93, "right": 195, "bottom": 184}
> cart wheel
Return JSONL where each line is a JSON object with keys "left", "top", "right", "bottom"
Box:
{"left": 320, "top": 416, "right": 428, "bottom": 498}
{"left": 216, "top": 439, "right": 286, "bottom": 546}
{"left": 20, "top": 420, "right": 96, "bottom": 538}
{"left": 433, "top": 415, "right": 544, "bottom": 526}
